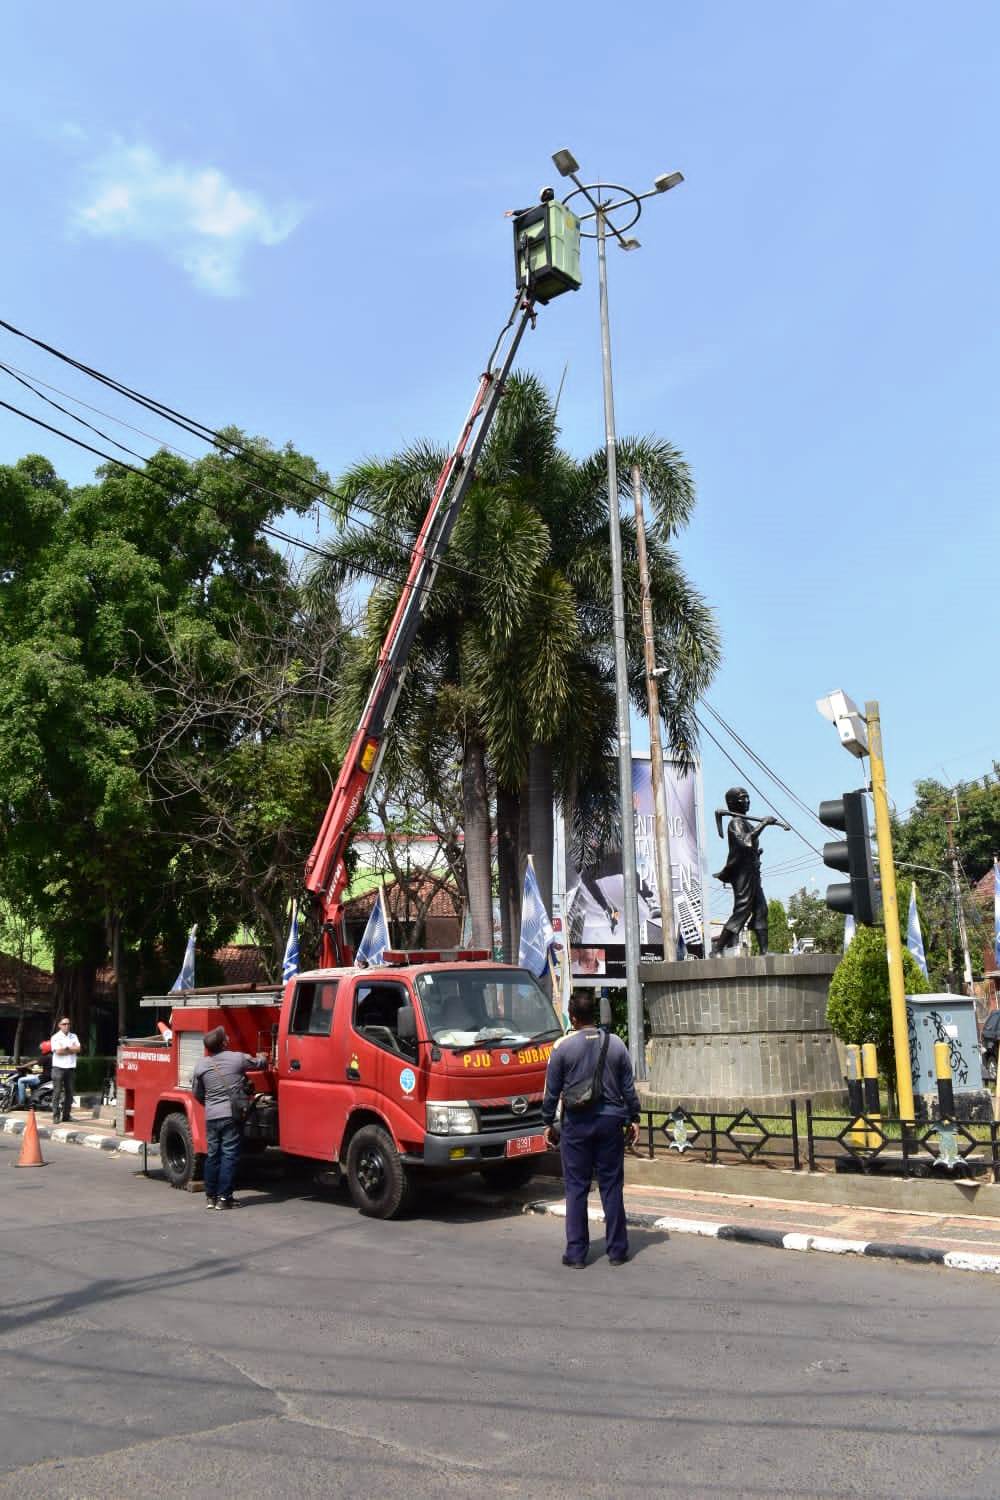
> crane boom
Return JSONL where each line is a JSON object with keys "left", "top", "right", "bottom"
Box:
{"left": 304, "top": 289, "right": 538, "bottom": 964}
{"left": 304, "top": 187, "right": 583, "bottom": 965}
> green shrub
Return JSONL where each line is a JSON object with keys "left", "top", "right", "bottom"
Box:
{"left": 826, "top": 924, "right": 930, "bottom": 1080}
{"left": 73, "top": 1055, "right": 117, "bottom": 1092}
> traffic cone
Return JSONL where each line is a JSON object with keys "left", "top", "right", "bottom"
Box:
{"left": 13, "top": 1106, "right": 47, "bottom": 1168}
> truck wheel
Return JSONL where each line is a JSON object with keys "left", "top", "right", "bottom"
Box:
{"left": 346, "top": 1124, "right": 414, "bottom": 1219}
{"left": 159, "top": 1111, "right": 201, "bottom": 1189}
{"left": 479, "top": 1159, "right": 538, "bottom": 1191}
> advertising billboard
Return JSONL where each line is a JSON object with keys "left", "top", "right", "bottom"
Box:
{"left": 565, "top": 755, "right": 705, "bottom": 980}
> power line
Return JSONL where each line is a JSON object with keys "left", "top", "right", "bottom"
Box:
{"left": 701, "top": 700, "right": 832, "bottom": 835}
{"left": 692, "top": 708, "right": 825, "bottom": 860}
{"left": 0, "top": 315, "right": 556, "bottom": 604}
{"left": 0, "top": 316, "right": 663, "bottom": 630}
{"left": 0, "top": 395, "right": 397, "bottom": 579}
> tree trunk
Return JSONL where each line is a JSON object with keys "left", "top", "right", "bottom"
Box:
{"left": 497, "top": 784, "right": 520, "bottom": 963}
{"left": 461, "top": 732, "right": 494, "bottom": 952}
{"left": 12, "top": 1008, "right": 25, "bottom": 1064}
{"left": 52, "top": 954, "right": 98, "bottom": 1042}
{"left": 109, "top": 912, "right": 127, "bottom": 1039}
{"left": 527, "top": 743, "right": 555, "bottom": 917}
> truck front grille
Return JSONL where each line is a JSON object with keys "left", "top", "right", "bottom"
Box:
{"left": 477, "top": 1100, "right": 544, "bottom": 1133}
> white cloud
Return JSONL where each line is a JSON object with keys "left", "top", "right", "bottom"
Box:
{"left": 72, "top": 143, "right": 302, "bottom": 295}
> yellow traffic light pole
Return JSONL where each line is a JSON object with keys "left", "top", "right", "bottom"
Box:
{"left": 865, "top": 700, "right": 915, "bottom": 1124}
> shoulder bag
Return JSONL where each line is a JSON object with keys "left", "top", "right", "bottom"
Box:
{"left": 209, "top": 1059, "right": 254, "bottom": 1127}
{"left": 562, "top": 1027, "right": 611, "bottom": 1113}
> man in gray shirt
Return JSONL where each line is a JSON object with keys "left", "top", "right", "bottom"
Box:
{"left": 191, "top": 1027, "right": 265, "bottom": 1210}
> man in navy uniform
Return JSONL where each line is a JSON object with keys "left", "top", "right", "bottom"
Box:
{"left": 542, "top": 991, "right": 641, "bottom": 1267}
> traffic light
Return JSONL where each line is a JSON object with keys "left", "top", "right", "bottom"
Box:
{"left": 819, "top": 790, "right": 882, "bottom": 926}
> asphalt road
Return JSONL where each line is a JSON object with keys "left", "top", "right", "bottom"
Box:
{"left": 3, "top": 1137, "right": 999, "bottom": 1500}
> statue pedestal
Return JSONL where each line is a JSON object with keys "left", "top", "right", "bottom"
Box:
{"left": 641, "top": 954, "right": 845, "bottom": 1112}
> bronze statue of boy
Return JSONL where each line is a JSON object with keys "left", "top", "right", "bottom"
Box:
{"left": 711, "top": 788, "right": 789, "bottom": 956}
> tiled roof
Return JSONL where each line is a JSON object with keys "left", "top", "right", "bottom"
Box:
{"left": 211, "top": 945, "right": 269, "bottom": 986}
{"left": 0, "top": 952, "right": 54, "bottom": 1012}
{"left": 343, "top": 874, "right": 461, "bottom": 921}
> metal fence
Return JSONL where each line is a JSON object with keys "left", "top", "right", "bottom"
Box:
{"left": 638, "top": 1103, "right": 1000, "bottom": 1182}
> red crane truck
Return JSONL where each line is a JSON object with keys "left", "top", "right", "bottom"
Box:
{"left": 117, "top": 191, "right": 582, "bottom": 1216}
{"left": 119, "top": 953, "right": 561, "bottom": 1215}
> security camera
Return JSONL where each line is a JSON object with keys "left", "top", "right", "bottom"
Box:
{"left": 540, "top": 185, "right": 555, "bottom": 202}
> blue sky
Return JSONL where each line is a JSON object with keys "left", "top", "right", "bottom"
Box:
{"left": 2, "top": 1, "right": 997, "bottom": 918}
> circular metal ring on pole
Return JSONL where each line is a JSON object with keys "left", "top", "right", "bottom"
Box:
{"left": 561, "top": 183, "right": 643, "bottom": 238}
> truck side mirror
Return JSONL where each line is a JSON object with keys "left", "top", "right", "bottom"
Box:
{"left": 397, "top": 1006, "right": 417, "bottom": 1044}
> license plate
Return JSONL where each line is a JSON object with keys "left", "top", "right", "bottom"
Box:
{"left": 506, "top": 1132, "right": 545, "bottom": 1157}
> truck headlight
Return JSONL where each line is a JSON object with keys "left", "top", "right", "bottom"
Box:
{"left": 426, "top": 1102, "right": 477, "bottom": 1135}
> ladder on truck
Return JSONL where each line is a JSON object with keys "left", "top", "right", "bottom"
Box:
{"left": 303, "top": 194, "right": 582, "bottom": 966}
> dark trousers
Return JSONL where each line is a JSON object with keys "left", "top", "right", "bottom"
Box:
{"left": 51, "top": 1069, "right": 74, "bottom": 1122}
{"left": 560, "top": 1112, "right": 628, "bottom": 1263}
{"left": 204, "top": 1119, "right": 242, "bottom": 1200}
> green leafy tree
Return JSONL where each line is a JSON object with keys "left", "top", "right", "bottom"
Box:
{"left": 0, "top": 436, "right": 339, "bottom": 1032}
{"left": 891, "top": 770, "right": 1000, "bottom": 982}
{"left": 826, "top": 924, "right": 930, "bottom": 1082}
{"left": 786, "top": 886, "right": 847, "bottom": 954}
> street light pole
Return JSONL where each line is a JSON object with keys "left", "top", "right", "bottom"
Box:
{"left": 551, "top": 149, "right": 684, "bottom": 1079}
{"left": 594, "top": 206, "right": 645, "bottom": 1074}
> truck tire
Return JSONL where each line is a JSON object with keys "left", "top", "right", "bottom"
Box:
{"left": 345, "top": 1124, "right": 414, "bottom": 1219}
{"left": 159, "top": 1111, "right": 202, "bottom": 1189}
{"left": 479, "top": 1159, "right": 538, "bottom": 1191}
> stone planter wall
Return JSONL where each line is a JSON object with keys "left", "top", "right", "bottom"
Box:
{"left": 641, "top": 953, "right": 846, "bottom": 1113}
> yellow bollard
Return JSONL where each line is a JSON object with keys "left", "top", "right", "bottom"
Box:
{"left": 845, "top": 1045, "right": 866, "bottom": 1150}
{"left": 861, "top": 1043, "right": 881, "bottom": 1150}
{"left": 933, "top": 1040, "right": 955, "bottom": 1122}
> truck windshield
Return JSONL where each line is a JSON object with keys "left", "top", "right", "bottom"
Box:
{"left": 415, "top": 969, "right": 560, "bottom": 1047}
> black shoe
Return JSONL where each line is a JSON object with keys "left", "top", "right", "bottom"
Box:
{"left": 562, "top": 1255, "right": 586, "bottom": 1268}
{"left": 608, "top": 1254, "right": 629, "bottom": 1267}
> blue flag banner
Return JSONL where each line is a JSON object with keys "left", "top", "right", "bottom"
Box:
{"left": 169, "top": 926, "right": 197, "bottom": 993}
{"left": 356, "top": 887, "right": 390, "bottom": 968}
{"left": 282, "top": 901, "right": 300, "bottom": 982}
{"left": 843, "top": 915, "right": 856, "bottom": 952}
{"left": 906, "top": 882, "right": 928, "bottom": 978}
{"left": 994, "top": 858, "right": 1000, "bottom": 969}
{"left": 518, "top": 858, "right": 556, "bottom": 980}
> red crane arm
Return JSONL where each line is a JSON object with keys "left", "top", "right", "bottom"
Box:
{"left": 304, "top": 290, "right": 538, "bottom": 965}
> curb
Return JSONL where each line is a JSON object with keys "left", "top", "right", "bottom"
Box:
{"left": 0, "top": 1113, "right": 155, "bottom": 1159}
{"left": 526, "top": 1199, "right": 1000, "bottom": 1277}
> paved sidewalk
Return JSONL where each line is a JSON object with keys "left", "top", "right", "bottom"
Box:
{"left": 527, "top": 1179, "right": 1000, "bottom": 1274}
{"left": 0, "top": 1108, "right": 151, "bottom": 1158}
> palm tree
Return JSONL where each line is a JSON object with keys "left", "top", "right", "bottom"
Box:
{"left": 309, "top": 372, "right": 720, "bottom": 958}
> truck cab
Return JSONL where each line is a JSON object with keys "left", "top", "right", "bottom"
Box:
{"left": 120, "top": 956, "right": 562, "bottom": 1218}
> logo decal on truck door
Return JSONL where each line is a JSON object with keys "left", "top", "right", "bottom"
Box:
{"left": 399, "top": 1067, "right": 416, "bottom": 1095}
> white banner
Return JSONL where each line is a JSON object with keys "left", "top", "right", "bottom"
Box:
{"left": 565, "top": 756, "right": 705, "bottom": 965}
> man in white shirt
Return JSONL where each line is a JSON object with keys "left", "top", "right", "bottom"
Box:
{"left": 50, "top": 1017, "right": 80, "bottom": 1123}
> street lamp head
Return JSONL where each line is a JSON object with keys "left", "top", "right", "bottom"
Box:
{"left": 552, "top": 148, "right": 580, "bottom": 177}
{"left": 654, "top": 171, "right": 684, "bottom": 193}
{"left": 618, "top": 237, "right": 641, "bottom": 251}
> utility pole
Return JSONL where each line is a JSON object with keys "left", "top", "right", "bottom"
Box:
{"left": 631, "top": 464, "right": 677, "bottom": 961}
{"left": 865, "top": 700, "right": 916, "bottom": 1124}
{"left": 946, "top": 792, "right": 974, "bottom": 995}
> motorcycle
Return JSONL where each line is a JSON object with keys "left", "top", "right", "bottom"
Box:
{"left": 0, "top": 1063, "right": 53, "bottom": 1114}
